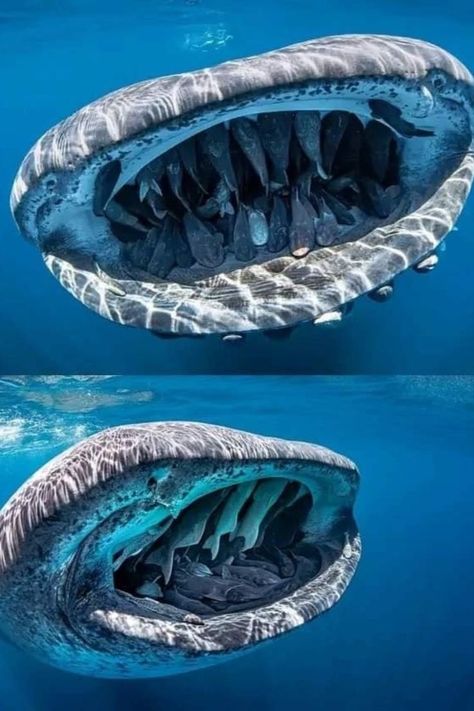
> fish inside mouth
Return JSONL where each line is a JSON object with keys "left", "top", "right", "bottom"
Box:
{"left": 113, "top": 478, "right": 341, "bottom": 617}
{"left": 101, "top": 109, "right": 409, "bottom": 283}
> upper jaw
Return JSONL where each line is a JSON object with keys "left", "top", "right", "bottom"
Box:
{"left": 16, "top": 69, "right": 469, "bottom": 240}
{"left": 10, "top": 33, "right": 474, "bottom": 216}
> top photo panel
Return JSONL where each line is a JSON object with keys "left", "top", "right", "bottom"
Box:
{"left": 2, "top": 0, "right": 473, "bottom": 374}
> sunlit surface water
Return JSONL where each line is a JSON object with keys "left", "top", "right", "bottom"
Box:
{"left": 1, "top": 0, "right": 474, "bottom": 374}
{"left": 0, "top": 375, "right": 472, "bottom": 710}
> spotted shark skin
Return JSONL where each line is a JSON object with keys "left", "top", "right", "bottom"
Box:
{"left": 0, "top": 423, "right": 359, "bottom": 678}
{"left": 11, "top": 34, "right": 474, "bottom": 335}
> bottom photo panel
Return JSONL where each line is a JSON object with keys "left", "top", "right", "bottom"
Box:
{"left": 0, "top": 375, "right": 472, "bottom": 711}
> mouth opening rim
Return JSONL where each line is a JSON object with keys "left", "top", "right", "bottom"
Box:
{"left": 105, "top": 110, "right": 407, "bottom": 286}
{"left": 111, "top": 477, "right": 341, "bottom": 620}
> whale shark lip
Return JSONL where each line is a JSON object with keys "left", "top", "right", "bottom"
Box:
{"left": 0, "top": 423, "right": 359, "bottom": 677}
{"left": 10, "top": 34, "right": 474, "bottom": 336}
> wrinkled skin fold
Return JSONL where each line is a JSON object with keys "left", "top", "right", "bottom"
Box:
{"left": 11, "top": 34, "right": 474, "bottom": 335}
{"left": 0, "top": 423, "right": 360, "bottom": 678}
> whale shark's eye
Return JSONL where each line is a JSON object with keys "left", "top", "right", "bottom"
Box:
{"left": 114, "top": 479, "right": 327, "bottom": 617}
{"left": 0, "top": 422, "right": 360, "bottom": 678}
{"left": 12, "top": 34, "right": 473, "bottom": 336}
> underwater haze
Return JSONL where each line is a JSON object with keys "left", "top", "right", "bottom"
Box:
{"left": 1, "top": 0, "right": 474, "bottom": 374}
{"left": 0, "top": 375, "right": 473, "bottom": 710}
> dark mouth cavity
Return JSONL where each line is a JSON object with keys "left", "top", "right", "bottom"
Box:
{"left": 113, "top": 478, "right": 330, "bottom": 617}
{"left": 102, "top": 109, "right": 405, "bottom": 283}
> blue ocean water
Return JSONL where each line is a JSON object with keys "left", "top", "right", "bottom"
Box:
{"left": 0, "top": 375, "right": 472, "bottom": 710}
{"left": 1, "top": 1, "right": 474, "bottom": 374}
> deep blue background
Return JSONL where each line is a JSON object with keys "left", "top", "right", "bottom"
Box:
{"left": 0, "top": 375, "right": 473, "bottom": 710}
{"left": 0, "top": 0, "right": 473, "bottom": 374}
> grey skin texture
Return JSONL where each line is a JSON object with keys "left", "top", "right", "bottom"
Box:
{"left": 0, "top": 423, "right": 360, "bottom": 678}
{"left": 11, "top": 34, "right": 474, "bottom": 335}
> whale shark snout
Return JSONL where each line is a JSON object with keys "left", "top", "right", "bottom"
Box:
{"left": 0, "top": 422, "right": 360, "bottom": 678}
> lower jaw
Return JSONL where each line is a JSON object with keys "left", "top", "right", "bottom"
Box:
{"left": 87, "top": 531, "right": 361, "bottom": 661}
{"left": 42, "top": 151, "right": 474, "bottom": 335}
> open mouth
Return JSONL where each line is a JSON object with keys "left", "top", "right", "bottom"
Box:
{"left": 107, "top": 110, "right": 404, "bottom": 282}
{"left": 0, "top": 422, "right": 360, "bottom": 678}
{"left": 11, "top": 34, "right": 474, "bottom": 335}
{"left": 114, "top": 478, "right": 329, "bottom": 617}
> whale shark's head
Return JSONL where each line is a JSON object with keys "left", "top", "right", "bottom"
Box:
{"left": 12, "top": 34, "right": 473, "bottom": 336}
{"left": 0, "top": 423, "right": 359, "bottom": 678}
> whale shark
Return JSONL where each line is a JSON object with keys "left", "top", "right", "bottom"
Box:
{"left": 0, "top": 422, "right": 359, "bottom": 678}
{"left": 11, "top": 34, "right": 473, "bottom": 337}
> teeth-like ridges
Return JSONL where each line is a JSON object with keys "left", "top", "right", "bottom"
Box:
{"left": 203, "top": 481, "right": 257, "bottom": 559}
{"left": 102, "top": 109, "right": 409, "bottom": 280}
{"left": 229, "top": 479, "right": 287, "bottom": 551}
{"left": 113, "top": 478, "right": 339, "bottom": 617}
